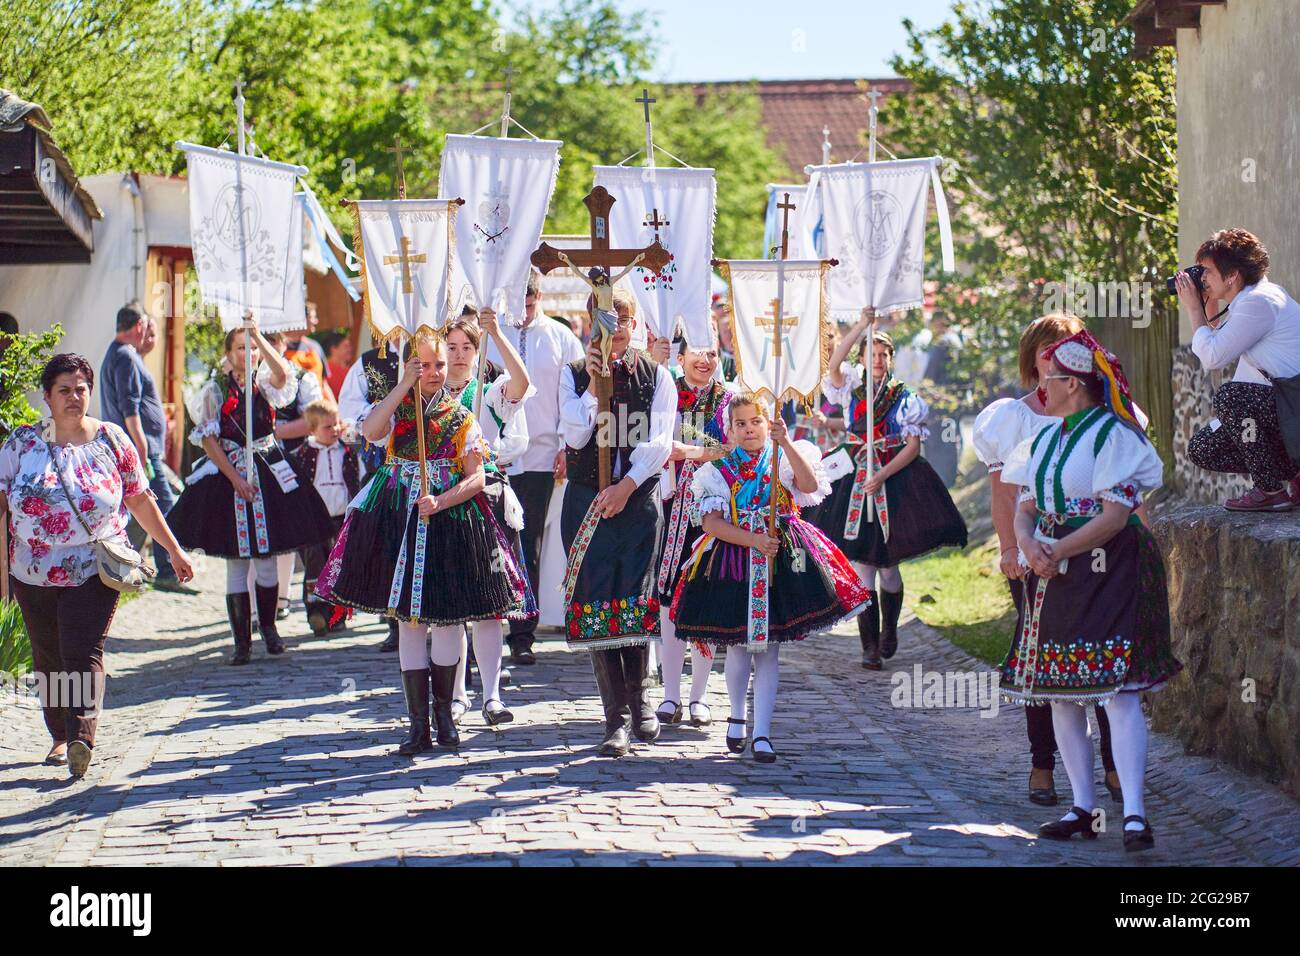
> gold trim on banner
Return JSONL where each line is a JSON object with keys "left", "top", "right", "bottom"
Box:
{"left": 721, "top": 259, "right": 834, "bottom": 408}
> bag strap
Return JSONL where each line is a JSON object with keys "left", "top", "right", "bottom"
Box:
{"left": 43, "top": 429, "right": 103, "bottom": 543}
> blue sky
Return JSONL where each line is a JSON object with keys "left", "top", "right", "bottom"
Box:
{"left": 499, "top": 0, "right": 956, "bottom": 82}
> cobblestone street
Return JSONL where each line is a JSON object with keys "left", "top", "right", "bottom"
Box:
{"left": 2, "top": 560, "right": 1297, "bottom": 867}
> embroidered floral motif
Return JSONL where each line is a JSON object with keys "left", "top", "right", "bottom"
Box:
{"left": 566, "top": 595, "right": 661, "bottom": 642}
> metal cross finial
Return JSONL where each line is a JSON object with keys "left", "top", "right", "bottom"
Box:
{"left": 777, "top": 192, "right": 796, "bottom": 260}
{"left": 386, "top": 134, "right": 409, "bottom": 198}
{"left": 504, "top": 64, "right": 515, "bottom": 93}
{"left": 636, "top": 88, "right": 656, "bottom": 124}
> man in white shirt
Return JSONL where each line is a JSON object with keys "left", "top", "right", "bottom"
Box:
{"left": 485, "top": 271, "right": 584, "bottom": 664}
{"left": 1181, "top": 228, "right": 1300, "bottom": 511}
{"left": 556, "top": 288, "right": 675, "bottom": 757}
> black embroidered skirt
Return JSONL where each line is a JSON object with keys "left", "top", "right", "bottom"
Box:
{"left": 169, "top": 453, "right": 335, "bottom": 560}
{"left": 670, "top": 515, "right": 871, "bottom": 647}
{"left": 814, "top": 456, "right": 967, "bottom": 566}
{"left": 560, "top": 480, "right": 663, "bottom": 651}
{"left": 482, "top": 471, "right": 537, "bottom": 622}
{"left": 999, "top": 521, "right": 1182, "bottom": 705}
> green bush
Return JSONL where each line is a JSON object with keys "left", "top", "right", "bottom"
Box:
{"left": 0, "top": 598, "right": 32, "bottom": 678}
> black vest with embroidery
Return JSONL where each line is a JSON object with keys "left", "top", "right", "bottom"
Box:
{"left": 566, "top": 350, "right": 659, "bottom": 490}
{"left": 289, "top": 441, "right": 363, "bottom": 500}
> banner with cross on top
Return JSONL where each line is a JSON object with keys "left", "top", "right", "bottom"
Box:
{"left": 718, "top": 259, "right": 833, "bottom": 406}
{"left": 349, "top": 198, "right": 460, "bottom": 347}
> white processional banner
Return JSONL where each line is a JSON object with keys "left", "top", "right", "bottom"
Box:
{"left": 440, "top": 134, "right": 561, "bottom": 323}
{"left": 802, "top": 157, "right": 953, "bottom": 318}
{"left": 182, "top": 145, "right": 305, "bottom": 331}
{"left": 350, "top": 198, "right": 458, "bottom": 345}
{"left": 720, "top": 259, "right": 831, "bottom": 405}
{"left": 592, "top": 165, "right": 715, "bottom": 348}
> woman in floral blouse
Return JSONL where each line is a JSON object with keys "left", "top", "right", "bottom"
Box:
{"left": 0, "top": 354, "right": 194, "bottom": 778}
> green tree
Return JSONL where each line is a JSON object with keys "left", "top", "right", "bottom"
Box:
{"left": 886, "top": 0, "right": 1178, "bottom": 467}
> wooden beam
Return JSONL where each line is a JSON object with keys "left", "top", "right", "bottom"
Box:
{"left": 1155, "top": 0, "right": 1200, "bottom": 29}
{"left": 1133, "top": 24, "right": 1177, "bottom": 47}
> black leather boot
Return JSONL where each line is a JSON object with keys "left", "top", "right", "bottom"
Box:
{"left": 397, "top": 669, "right": 433, "bottom": 756}
{"left": 226, "top": 592, "right": 253, "bottom": 665}
{"left": 858, "top": 597, "right": 882, "bottom": 670}
{"left": 430, "top": 663, "right": 461, "bottom": 748}
{"left": 589, "top": 649, "right": 631, "bottom": 757}
{"left": 378, "top": 619, "right": 399, "bottom": 652}
{"left": 879, "top": 587, "right": 904, "bottom": 660}
{"left": 622, "top": 644, "right": 660, "bottom": 743}
{"left": 254, "top": 583, "right": 286, "bottom": 655}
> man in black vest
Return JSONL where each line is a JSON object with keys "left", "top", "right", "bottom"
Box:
{"left": 557, "top": 289, "right": 676, "bottom": 757}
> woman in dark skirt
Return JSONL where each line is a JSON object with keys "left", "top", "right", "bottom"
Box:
{"left": 671, "top": 397, "right": 870, "bottom": 763}
{"left": 170, "top": 322, "right": 335, "bottom": 664}
{"left": 654, "top": 336, "right": 733, "bottom": 728}
{"left": 818, "top": 310, "right": 967, "bottom": 669}
{"left": 999, "top": 330, "right": 1181, "bottom": 852}
{"left": 316, "top": 336, "right": 526, "bottom": 753}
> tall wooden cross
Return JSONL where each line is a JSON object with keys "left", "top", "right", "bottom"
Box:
{"left": 532, "top": 186, "right": 671, "bottom": 489}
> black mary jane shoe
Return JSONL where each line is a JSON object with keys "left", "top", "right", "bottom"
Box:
{"left": 688, "top": 701, "right": 712, "bottom": 727}
{"left": 1038, "top": 806, "right": 1098, "bottom": 841}
{"left": 1123, "top": 815, "right": 1155, "bottom": 853}
{"left": 656, "top": 700, "right": 683, "bottom": 725}
{"left": 1028, "top": 770, "right": 1059, "bottom": 807}
{"left": 482, "top": 699, "right": 514, "bottom": 727}
{"left": 751, "top": 736, "right": 777, "bottom": 764}
{"left": 725, "top": 717, "right": 748, "bottom": 754}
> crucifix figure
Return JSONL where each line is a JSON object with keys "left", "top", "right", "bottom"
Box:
{"left": 532, "top": 185, "right": 670, "bottom": 489}
{"left": 384, "top": 236, "right": 427, "bottom": 294}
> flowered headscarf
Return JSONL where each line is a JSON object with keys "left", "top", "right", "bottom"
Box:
{"left": 1041, "top": 329, "right": 1145, "bottom": 439}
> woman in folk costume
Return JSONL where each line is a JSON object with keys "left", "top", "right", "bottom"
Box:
{"left": 441, "top": 309, "right": 536, "bottom": 727}
{"left": 973, "top": 313, "right": 1123, "bottom": 809}
{"left": 558, "top": 288, "right": 676, "bottom": 758}
{"left": 671, "top": 398, "right": 871, "bottom": 763}
{"left": 818, "top": 309, "right": 968, "bottom": 670}
{"left": 999, "top": 330, "right": 1181, "bottom": 852}
{"left": 316, "top": 337, "right": 527, "bottom": 753}
{"left": 654, "top": 335, "right": 734, "bottom": 728}
{"left": 169, "top": 322, "right": 335, "bottom": 665}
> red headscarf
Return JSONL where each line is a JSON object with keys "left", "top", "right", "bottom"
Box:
{"left": 1040, "top": 330, "right": 1145, "bottom": 439}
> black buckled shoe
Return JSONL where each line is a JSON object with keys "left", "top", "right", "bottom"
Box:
{"left": 858, "top": 600, "right": 882, "bottom": 670}
{"left": 430, "top": 663, "right": 461, "bottom": 748}
{"left": 225, "top": 593, "right": 253, "bottom": 666}
{"left": 396, "top": 669, "right": 434, "bottom": 756}
{"left": 1123, "top": 815, "right": 1155, "bottom": 852}
{"left": 656, "top": 700, "right": 683, "bottom": 725}
{"left": 254, "top": 584, "right": 286, "bottom": 655}
{"left": 751, "top": 736, "right": 777, "bottom": 764}
{"left": 725, "top": 717, "right": 748, "bottom": 754}
{"left": 879, "top": 587, "right": 904, "bottom": 660}
{"left": 483, "top": 699, "right": 514, "bottom": 727}
{"left": 1038, "top": 806, "right": 1098, "bottom": 841}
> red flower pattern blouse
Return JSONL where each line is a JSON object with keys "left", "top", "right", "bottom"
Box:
{"left": 0, "top": 421, "right": 149, "bottom": 587}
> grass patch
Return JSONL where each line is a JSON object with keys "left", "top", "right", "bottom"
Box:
{"left": 901, "top": 541, "right": 1017, "bottom": 666}
{"left": 0, "top": 598, "right": 33, "bottom": 677}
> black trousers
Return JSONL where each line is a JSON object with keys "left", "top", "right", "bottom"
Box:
{"left": 1188, "top": 381, "right": 1300, "bottom": 490}
{"left": 11, "top": 575, "right": 120, "bottom": 747}
{"left": 507, "top": 471, "right": 556, "bottom": 650}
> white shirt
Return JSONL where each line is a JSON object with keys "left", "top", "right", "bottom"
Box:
{"left": 558, "top": 358, "right": 676, "bottom": 487}
{"left": 447, "top": 374, "right": 536, "bottom": 470}
{"left": 1191, "top": 280, "right": 1300, "bottom": 384}
{"left": 336, "top": 358, "right": 370, "bottom": 431}
{"left": 485, "top": 316, "right": 585, "bottom": 476}
{"left": 306, "top": 437, "right": 350, "bottom": 517}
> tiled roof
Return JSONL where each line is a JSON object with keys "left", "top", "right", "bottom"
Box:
{"left": 688, "top": 77, "right": 912, "bottom": 175}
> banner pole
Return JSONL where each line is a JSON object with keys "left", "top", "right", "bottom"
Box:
{"left": 235, "top": 79, "right": 256, "bottom": 498}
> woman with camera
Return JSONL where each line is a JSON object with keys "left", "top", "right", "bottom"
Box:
{"left": 1182, "top": 228, "right": 1300, "bottom": 511}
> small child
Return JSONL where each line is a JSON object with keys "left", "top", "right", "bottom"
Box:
{"left": 670, "top": 396, "right": 871, "bottom": 762}
{"left": 291, "top": 398, "right": 362, "bottom": 636}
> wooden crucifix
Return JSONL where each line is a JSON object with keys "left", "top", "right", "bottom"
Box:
{"left": 532, "top": 186, "right": 670, "bottom": 490}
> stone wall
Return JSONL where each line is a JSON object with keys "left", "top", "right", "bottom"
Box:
{"left": 1170, "top": 344, "right": 1251, "bottom": 504}
{"left": 1150, "top": 502, "right": 1300, "bottom": 798}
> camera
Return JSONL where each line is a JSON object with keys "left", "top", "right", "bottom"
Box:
{"left": 1165, "top": 264, "right": 1206, "bottom": 295}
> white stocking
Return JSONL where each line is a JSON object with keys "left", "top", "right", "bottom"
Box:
{"left": 454, "top": 627, "right": 470, "bottom": 706}
{"left": 1050, "top": 702, "right": 1096, "bottom": 818}
{"left": 751, "top": 646, "right": 780, "bottom": 749}
{"left": 276, "top": 551, "right": 295, "bottom": 606}
{"left": 397, "top": 621, "right": 429, "bottom": 671}
{"left": 659, "top": 607, "right": 687, "bottom": 704}
{"left": 724, "top": 647, "right": 751, "bottom": 739}
{"left": 1101, "top": 692, "right": 1148, "bottom": 828}
{"left": 472, "top": 619, "right": 505, "bottom": 705}
{"left": 687, "top": 643, "right": 714, "bottom": 706}
{"left": 428, "top": 624, "right": 462, "bottom": 667}
{"left": 850, "top": 561, "right": 877, "bottom": 593}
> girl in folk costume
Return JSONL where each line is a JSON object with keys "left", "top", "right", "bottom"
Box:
{"left": 316, "top": 337, "right": 527, "bottom": 753}
{"left": 169, "top": 322, "right": 335, "bottom": 665}
{"left": 999, "top": 330, "right": 1181, "bottom": 852}
{"left": 558, "top": 288, "right": 676, "bottom": 758}
{"left": 441, "top": 309, "right": 536, "bottom": 727}
{"left": 671, "top": 398, "right": 871, "bottom": 763}
{"left": 818, "top": 310, "right": 968, "bottom": 670}
{"left": 655, "top": 336, "right": 734, "bottom": 728}
{"left": 973, "top": 313, "right": 1123, "bottom": 809}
